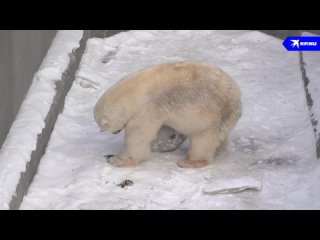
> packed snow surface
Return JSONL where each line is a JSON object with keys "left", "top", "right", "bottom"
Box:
{"left": 20, "top": 30, "right": 319, "bottom": 209}
{"left": 302, "top": 32, "right": 320, "bottom": 147}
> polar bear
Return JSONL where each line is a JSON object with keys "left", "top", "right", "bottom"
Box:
{"left": 94, "top": 61, "right": 242, "bottom": 168}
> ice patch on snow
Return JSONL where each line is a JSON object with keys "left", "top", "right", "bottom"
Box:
{"left": 203, "top": 176, "right": 262, "bottom": 194}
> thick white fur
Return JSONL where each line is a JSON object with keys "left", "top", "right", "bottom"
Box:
{"left": 94, "top": 61, "right": 242, "bottom": 168}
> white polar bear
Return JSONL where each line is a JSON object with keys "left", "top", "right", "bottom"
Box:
{"left": 94, "top": 61, "right": 242, "bottom": 168}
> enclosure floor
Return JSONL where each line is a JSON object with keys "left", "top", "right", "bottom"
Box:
{"left": 21, "top": 31, "right": 319, "bottom": 209}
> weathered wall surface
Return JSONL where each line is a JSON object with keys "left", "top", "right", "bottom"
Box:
{"left": 0, "top": 30, "right": 57, "bottom": 148}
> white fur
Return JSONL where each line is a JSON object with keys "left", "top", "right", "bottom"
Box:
{"left": 94, "top": 61, "right": 242, "bottom": 168}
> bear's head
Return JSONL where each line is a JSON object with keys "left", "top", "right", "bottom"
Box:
{"left": 94, "top": 93, "right": 127, "bottom": 135}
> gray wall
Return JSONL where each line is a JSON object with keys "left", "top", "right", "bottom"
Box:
{"left": 0, "top": 30, "right": 57, "bottom": 148}
{"left": 260, "top": 30, "right": 320, "bottom": 39}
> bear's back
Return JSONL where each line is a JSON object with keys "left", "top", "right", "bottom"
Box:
{"left": 104, "top": 61, "right": 241, "bottom": 119}
{"left": 140, "top": 62, "right": 240, "bottom": 110}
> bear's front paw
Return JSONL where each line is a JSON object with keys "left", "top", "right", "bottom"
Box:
{"left": 107, "top": 155, "right": 136, "bottom": 167}
{"left": 177, "top": 159, "right": 209, "bottom": 168}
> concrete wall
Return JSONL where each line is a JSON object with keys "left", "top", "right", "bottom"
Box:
{"left": 0, "top": 30, "right": 57, "bottom": 149}
{"left": 260, "top": 30, "right": 320, "bottom": 39}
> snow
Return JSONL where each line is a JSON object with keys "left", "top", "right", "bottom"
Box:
{"left": 302, "top": 31, "right": 320, "bottom": 146}
{"left": 19, "top": 30, "right": 319, "bottom": 209}
{"left": 0, "top": 30, "right": 84, "bottom": 209}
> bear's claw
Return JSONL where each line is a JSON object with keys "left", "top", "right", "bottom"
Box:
{"left": 104, "top": 154, "right": 115, "bottom": 159}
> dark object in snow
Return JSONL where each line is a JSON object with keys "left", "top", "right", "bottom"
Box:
{"left": 117, "top": 179, "right": 134, "bottom": 188}
{"left": 151, "top": 125, "right": 187, "bottom": 152}
{"left": 104, "top": 154, "right": 115, "bottom": 159}
{"left": 257, "top": 155, "right": 298, "bottom": 166}
{"left": 170, "top": 134, "right": 176, "bottom": 140}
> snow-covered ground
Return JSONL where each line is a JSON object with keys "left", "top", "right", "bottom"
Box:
{"left": 20, "top": 30, "right": 320, "bottom": 209}
{"left": 0, "top": 31, "right": 83, "bottom": 209}
{"left": 302, "top": 32, "right": 320, "bottom": 148}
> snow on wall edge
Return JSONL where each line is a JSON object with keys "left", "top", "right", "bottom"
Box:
{"left": 0, "top": 30, "right": 84, "bottom": 209}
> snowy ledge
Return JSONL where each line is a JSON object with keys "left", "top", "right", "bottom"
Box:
{"left": 301, "top": 32, "right": 320, "bottom": 158}
{"left": 0, "top": 30, "right": 127, "bottom": 209}
{"left": 0, "top": 31, "right": 84, "bottom": 209}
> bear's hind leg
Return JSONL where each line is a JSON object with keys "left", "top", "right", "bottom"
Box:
{"left": 215, "top": 136, "right": 229, "bottom": 156}
{"left": 107, "top": 112, "right": 162, "bottom": 167}
{"left": 177, "top": 129, "right": 220, "bottom": 168}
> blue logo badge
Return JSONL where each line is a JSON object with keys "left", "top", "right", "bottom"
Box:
{"left": 283, "top": 36, "right": 320, "bottom": 51}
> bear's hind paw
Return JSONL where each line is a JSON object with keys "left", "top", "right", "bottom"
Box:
{"left": 177, "top": 159, "right": 209, "bottom": 168}
{"left": 107, "top": 156, "right": 136, "bottom": 167}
